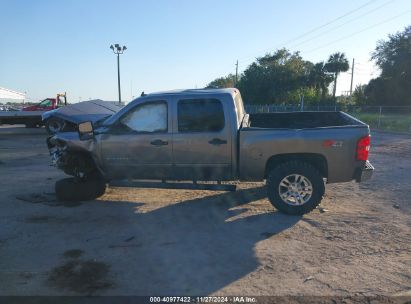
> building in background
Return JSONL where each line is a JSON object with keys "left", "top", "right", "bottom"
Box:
{"left": 0, "top": 87, "right": 26, "bottom": 104}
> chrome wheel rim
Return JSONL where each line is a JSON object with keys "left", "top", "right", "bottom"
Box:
{"left": 278, "top": 174, "right": 313, "bottom": 206}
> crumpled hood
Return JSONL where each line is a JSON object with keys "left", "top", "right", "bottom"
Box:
{"left": 42, "top": 99, "right": 123, "bottom": 124}
{"left": 47, "top": 131, "right": 95, "bottom": 153}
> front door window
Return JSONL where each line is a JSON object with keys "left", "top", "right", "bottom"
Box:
{"left": 121, "top": 101, "right": 167, "bottom": 133}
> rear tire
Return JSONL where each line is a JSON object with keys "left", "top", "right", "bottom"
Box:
{"left": 55, "top": 177, "right": 106, "bottom": 202}
{"left": 267, "top": 161, "right": 325, "bottom": 215}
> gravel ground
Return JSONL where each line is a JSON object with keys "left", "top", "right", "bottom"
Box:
{"left": 0, "top": 126, "right": 410, "bottom": 297}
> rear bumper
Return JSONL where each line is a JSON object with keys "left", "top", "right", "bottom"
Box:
{"left": 355, "top": 160, "right": 374, "bottom": 182}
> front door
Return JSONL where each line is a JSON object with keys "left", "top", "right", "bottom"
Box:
{"left": 100, "top": 100, "right": 172, "bottom": 180}
{"left": 172, "top": 98, "right": 232, "bottom": 180}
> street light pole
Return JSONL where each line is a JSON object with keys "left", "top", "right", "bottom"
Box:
{"left": 117, "top": 52, "right": 121, "bottom": 103}
{"left": 110, "top": 44, "right": 127, "bottom": 104}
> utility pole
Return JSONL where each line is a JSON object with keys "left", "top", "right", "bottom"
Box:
{"left": 110, "top": 44, "right": 127, "bottom": 104}
{"left": 235, "top": 60, "right": 239, "bottom": 87}
{"left": 350, "top": 58, "right": 355, "bottom": 96}
{"left": 300, "top": 93, "right": 304, "bottom": 112}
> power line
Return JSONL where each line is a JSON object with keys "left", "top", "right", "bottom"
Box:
{"left": 282, "top": 0, "right": 378, "bottom": 46}
{"left": 354, "top": 69, "right": 378, "bottom": 74}
{"left": 211, "top": 1, "right": 398, "bottom": 86}
{"left": 287, "top": 0, "right": 396, "bottom": 49}
{"left": 355, "top": 61, "right": 373, "bottom": 65}
{"left": 236, "top": 0, "right": 378, "bottom": 63}
{"left": 354, "top": 63, "right": 375, "bottom": 68}
{"left": 354, "top": 65, "right": 378, "bottom": 71}
{"left": 353, "top": 70, "right": 377, "bottom": 75}
{"left": 304, "top": 9, "right": 411, "bottom": 54}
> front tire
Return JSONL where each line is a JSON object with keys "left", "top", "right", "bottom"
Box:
{"left": 46, "top": 118, "right": 66, "bottom": 134}
{"left": 55, "top": 177, "right": 106, "bottom": 202}
{"left": 267, "top": 161, "right": 325, "bottom": 215}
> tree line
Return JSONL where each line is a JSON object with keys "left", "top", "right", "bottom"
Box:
{"left": 207, "top": 26, "right": 411, "bottom": 106}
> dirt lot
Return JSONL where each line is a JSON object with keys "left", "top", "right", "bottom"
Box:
{"left": 0, "top": 126, "right": 410, "bottom": 297}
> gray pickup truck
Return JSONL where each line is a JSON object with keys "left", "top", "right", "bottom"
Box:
{"left": 47, "top": 88, "right": 374, "bottom": 214}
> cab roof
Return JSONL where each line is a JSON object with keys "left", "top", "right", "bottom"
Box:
{"left": 143, "top": 88, "right": 238, "bottom": 98}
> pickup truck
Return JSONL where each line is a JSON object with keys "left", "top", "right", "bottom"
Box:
{"left": 47, "top": 88, "right": 374, "bottom": 215}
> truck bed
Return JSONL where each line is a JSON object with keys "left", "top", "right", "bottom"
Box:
{"left": 239, "top": 111, "right": 370, "bottom": 183}
{"left": 0, "top": 110, "right": 45, "bottom": 126}
{"left": 0, "top": 111, "right": 46, "bottom": 117}
{"left": 249, "top": 111, "right": 363, "bottom": 129}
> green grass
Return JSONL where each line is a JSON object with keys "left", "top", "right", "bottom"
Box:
{"left": 348, "top": 112, "right": 411, "bottom": 133}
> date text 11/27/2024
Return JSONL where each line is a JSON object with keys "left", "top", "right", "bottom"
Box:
{"left": 149, "top": 296, "right": 257, "bottom": 303}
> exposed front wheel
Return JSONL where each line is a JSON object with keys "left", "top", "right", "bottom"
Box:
{"left": 267, "top": 161, "right": 325, "bottom": 215}
{"left": 46, "top": 118, "right": 66, "bottom": 134}
{"left": 55, "top": 177, "right": 106, "bottom": 202}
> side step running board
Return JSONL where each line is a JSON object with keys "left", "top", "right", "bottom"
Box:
{"left": 109, "top": 180, "right": 237, "bottom": 192}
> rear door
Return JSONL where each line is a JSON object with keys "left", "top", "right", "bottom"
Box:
{"left": 172, "top": 97, "right": 232, "bottom": 180}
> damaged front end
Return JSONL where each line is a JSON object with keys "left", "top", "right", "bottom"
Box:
{"left": 46, "top": 133, "right": 99, "bottom": 179}
{"left": 47, "top": 136, "right": 67, "bottom": 168}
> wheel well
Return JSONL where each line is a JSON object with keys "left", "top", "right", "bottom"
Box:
{"left": 45, "top": 118, "right": 76, "bottom": 132}
{"left": 264, "top": 153, "right": 328, "bottom": 178}
{"left": 60, "top": 151, "right": 99, "bottom": 177}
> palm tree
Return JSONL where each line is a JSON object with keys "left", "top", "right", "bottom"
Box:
{"left": 325, "top": 52, "right": 350, "bottom": 98}
{"left": 309, "top": 61, "right": 334, "bottom": 99}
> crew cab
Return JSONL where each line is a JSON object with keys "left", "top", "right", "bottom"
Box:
{"left": 47, "top": 88, "right": 374, "bottom": 214}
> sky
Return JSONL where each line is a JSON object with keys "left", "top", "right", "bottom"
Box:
{"left": 1, "top": 0, "right": 410, "bottom": 103}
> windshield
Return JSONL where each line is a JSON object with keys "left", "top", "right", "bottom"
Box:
{"left": 93, "top": 114, "right": 113, "bottom": 127}
{"left": 101, "top": 97, "right": 142, "bottom": 126}
{"left": 39, "top": 99, "right": 53, "bottom": 107}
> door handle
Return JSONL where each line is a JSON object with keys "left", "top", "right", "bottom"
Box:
{"left": 208, "top": 138, "right": 227, "bottom": 145}
{"left": 150, "top": 139, "right": 168, "bottom": 146}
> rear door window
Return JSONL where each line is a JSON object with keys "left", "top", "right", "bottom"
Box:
{"left": 177, "top": 99, "right": 225, "bottom": 132}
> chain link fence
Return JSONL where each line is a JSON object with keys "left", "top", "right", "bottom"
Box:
{"left": 245, "top": 104, "right": 411, "bottom": 133}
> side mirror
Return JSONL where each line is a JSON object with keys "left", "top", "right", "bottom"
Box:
{"left": 78, "top": 121, "right": 93, "bottom": 140}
